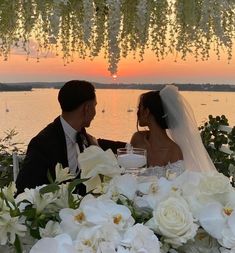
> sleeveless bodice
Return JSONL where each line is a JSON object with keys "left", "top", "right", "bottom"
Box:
{"left": 140, "top": 160, "right": 185, "bottom": 180}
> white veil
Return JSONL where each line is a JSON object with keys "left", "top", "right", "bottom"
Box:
{"left": 160, "top": 85, "right": 216, "bottom": 172}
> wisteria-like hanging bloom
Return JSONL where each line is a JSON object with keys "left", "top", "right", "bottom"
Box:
{"left": 0, "top": 0, "right": 234, "bottom": 75}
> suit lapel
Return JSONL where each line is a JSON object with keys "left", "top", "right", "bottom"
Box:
{"left": 53, "top": 117, "right": 68, "bottom": 167}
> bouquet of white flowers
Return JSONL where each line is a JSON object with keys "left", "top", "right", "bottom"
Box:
{"left": 1, "top": 147, "right": 235, "bottom": 253}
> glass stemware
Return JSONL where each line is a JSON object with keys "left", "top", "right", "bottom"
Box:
{"left": 117, "top": 147, "right": 147, "bottom": 176}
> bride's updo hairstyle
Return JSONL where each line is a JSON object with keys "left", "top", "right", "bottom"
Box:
{"left": 138, "top": 91, "right": 168, "bottom": 129}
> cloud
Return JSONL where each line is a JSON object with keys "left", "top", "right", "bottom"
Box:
{"left": 11, "top": 39, "right": 56, "bottom": 58}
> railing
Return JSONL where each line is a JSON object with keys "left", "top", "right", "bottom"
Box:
{"left": 12, "top": 152, "right": 25, "bottom": 182}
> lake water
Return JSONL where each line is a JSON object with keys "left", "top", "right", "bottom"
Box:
{"left": 0, "top": 88, "right": 235, "bottom": 148}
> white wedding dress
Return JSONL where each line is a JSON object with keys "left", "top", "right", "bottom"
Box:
{"left": 141, "top": 160, "right": 185, "bottom": 179}
{"left": 136, "top": 85, "right": 215, "bottom": 179}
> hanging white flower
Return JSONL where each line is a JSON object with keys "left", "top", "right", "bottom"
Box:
{"left": 82, "top": 0, "right": 95, "bottom": 45}
{"left": 106, "top": 0, "right": 121, "bottom": 75}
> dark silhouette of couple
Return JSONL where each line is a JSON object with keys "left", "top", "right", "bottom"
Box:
{"left": 16, "top": 80, "right": 215, "bottom": 195}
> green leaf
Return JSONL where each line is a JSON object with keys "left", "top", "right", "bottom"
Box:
{"left": 39, "top": 184, "right": 60, "bottom": 194}
{"left": 47, "top": 169, "right": 54, "bottom": 184}
{"left": 23, "top": 206, "right": 37, "bottom": 219}
{"left": 68, "top": 178, "right": 89, "bottom": 194}
{"left": 30, "top": 228, "right": 41, "bottom": 239}
{"left": 14, "top": 234, "right": 22, "bottom": 253}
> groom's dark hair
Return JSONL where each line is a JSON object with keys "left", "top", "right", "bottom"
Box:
{"left": 138, "top": 91, "right": 168, "bottom": 129}
{"left": 58, "top": 80, "right": 96, "bottom": 112}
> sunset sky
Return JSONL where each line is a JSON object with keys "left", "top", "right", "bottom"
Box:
{"left": 1, "top": 47, "right": 235, "bottom": 85}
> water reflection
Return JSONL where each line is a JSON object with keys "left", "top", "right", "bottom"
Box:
{"left": 0, "top": 89, "right": 235, "bottom": 145}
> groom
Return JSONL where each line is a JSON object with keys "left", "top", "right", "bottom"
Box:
{"left": 16, "top": 80, "right": 126, "bottom": 195}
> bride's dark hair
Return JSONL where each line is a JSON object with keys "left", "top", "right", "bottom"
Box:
{"left": 137, "top": 91, "right": 168, "bottom": 129}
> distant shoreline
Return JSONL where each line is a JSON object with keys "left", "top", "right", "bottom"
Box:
{"left": 1, "top": 82, "right": 235, "bottom": 92}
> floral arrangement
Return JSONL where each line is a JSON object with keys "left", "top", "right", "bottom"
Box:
{"left": 0, "top": 0, "right": 235, "bottom": 75}
{"left": 1, "top": 146, "right": 235, "bottom": 253}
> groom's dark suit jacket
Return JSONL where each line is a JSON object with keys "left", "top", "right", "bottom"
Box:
{"left": 16, "top": 117, "right": 126, "bottom": 194}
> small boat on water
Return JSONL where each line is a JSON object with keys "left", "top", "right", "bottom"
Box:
{"left": 213, "top": 99, "right": 219, "bottom": 102}
{"left": 101, "top": 109, "right": 105, "bottom": 113}
{"left": 5, "top": 102, "right": 9, "bottom": 112}
{"left": 127, "top": 108, "right": 133, "bottom": 112}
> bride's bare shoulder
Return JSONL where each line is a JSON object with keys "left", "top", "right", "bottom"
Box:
{"left": 131, "top": 131, "right": 148, "bottom": 146}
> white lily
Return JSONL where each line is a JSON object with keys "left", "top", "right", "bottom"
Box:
{"left": 59, "top": 208, "right": 85, "bottom": 239}
{"left": 81, "top": 197, "right": 134, "bottom": 230}
{"left": 15, "top": 186, "right": 57, "bottom": 214}
{"left": 0, "top": 213, "right": 27, "bottom": 245}
{"left": 1, "top": 181, "right": 17, "bottom": 203}
{"left": 135, "top": 176, "right": 172, "bottom": 210}
{"left": 39, "top": 220, "right": 62, "bottom": 238}
{"left": 54, "top": 183, "right": 78, "bottom": 209}
{"left": 79, "top": 145, "right": 121, "bottom": 192}
{"left": 199, "top": 201, "right": 235, "bottom": 248}
{"left": 55, "top": 163, "right": 75, "bottom": 183}
{"left": 103, "top": 174, "right": 138, "bottom": 201}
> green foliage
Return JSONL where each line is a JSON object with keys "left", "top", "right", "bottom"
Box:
{"left": 199, "top": 115, "right": 235, "bottom": 185}
{"left": 0, "top": 129, "right": 24, "bottom": 187}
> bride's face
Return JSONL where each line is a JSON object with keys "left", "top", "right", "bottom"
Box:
{"left": 137, "top": 102, "right": 148, "bottom": 127}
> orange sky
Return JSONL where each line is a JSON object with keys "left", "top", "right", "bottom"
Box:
{"left": 0, "top": 47, "right": 235, "bottom": 84}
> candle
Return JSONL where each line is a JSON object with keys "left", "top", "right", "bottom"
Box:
{"left": 117, "top": 154, "right": 146, "bottom": 169}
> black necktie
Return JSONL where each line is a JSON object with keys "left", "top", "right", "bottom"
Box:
{"left": 76, "top": 132, "right": 84, "bottom": 153}
{"left": 75, "top": 131, "right": 88, "bottom": 196}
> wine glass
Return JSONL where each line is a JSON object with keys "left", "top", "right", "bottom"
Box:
{"left": 117, "top": 147, "right": 147, "bottom": 176}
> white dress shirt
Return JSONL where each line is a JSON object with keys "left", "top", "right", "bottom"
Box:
{"left": 60, "top": 116, "right": 80, "bottom": 175}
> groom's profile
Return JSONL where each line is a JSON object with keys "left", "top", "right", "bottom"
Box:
{"left": 16, "top": 80, "right": 125, "bottom": 195}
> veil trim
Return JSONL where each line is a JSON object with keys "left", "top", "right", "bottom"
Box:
{"left": 160, "top": 85, "right": 216, "bottom": 172}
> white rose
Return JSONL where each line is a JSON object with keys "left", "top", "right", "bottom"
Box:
{"left": 148, "top": 196, "right": 198, "bottom": 248}
{"left": 199, "top": 173, "right": 232, "bottom": 202}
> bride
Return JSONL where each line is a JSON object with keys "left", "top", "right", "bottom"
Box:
{"left": 130, "top": 85, "right": 216, "bottom": 177}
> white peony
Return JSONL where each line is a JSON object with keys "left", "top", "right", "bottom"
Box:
{"left": 30, "top": 233, "right": 76, "bottom": 253}
{"left": 75, "top": 224, "right": 121, "bottom": 252}
{"left": 120, "top": 223, "right": 160, "bottom": 253}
